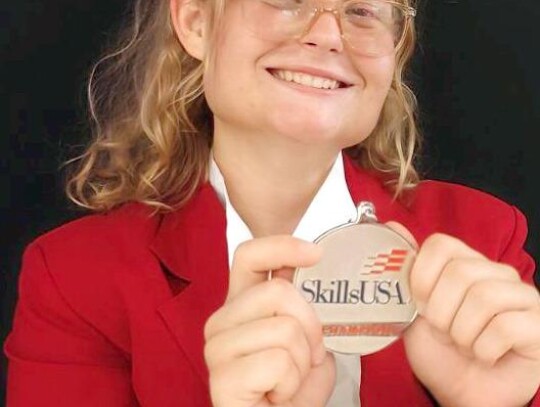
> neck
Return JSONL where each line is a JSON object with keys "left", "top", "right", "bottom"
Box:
{"left": 213, "top": 124, "right": 340, "bottom": 237}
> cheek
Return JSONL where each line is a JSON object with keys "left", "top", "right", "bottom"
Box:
{"left": 340, "top": 57, "right": 395, "bottom": 143}
{"left": 204, "top": 23, "right": 281, "bottom": 125}
{"left": 356, "top": 54, "right": 395, "bottom": 94}
{"left": 203, "top": 29, "right": 251, "bottom": 112}
{"left": 356, "top": 58, "right": 395, "bottom": 123}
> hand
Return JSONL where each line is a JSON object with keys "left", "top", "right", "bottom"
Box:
{"left": 390, "top": 224, "right": 540, "bottom": 407}
{"left": 204, "top": 236, "right": 336, "bottom": 407}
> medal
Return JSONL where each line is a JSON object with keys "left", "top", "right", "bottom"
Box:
{"left": 293, "top": 202, "right": 417, "bottom": 355}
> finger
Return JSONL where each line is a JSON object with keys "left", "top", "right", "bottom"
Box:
{"left": 205, "top": 315, "right": 312, "bottom": 380}
{"left": 228, "top": 236, "right": 322, "bottom": 300}
{"left": 451, "top": 280, "right": 540, "bottom": 350}
{"left": 472, "top": 310, "right": 540, "bottom": 366}
{"left": 385, "top": 221, "right": 419, "bottom": 250}
{"left": 410, "top": 233, "right": 490, "bottom": 310}
{"left": 210, "top": 348, "right": 300, "bottom": 407}
{"left": 422, "top": 259, "right": 521, "bottom": 333}
{"left": 205, "top": 278, "right": 326, "bottom": 365}
{"left": 291, "top": 351, "right": 336, "bottom": 407}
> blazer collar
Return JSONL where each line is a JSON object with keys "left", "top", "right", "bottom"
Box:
{"left": 342, "top": 157, "right": 428, "bottom": 240}
{"left": 150, "top": 183, "right": 228, "bottom": 284}
{"left": 150, "top": 155, "right": 430, "bottom": 386}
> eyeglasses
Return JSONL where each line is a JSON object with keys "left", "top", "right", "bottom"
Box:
{"left": 240, "top": 0, "right": 416, "bottom": 57}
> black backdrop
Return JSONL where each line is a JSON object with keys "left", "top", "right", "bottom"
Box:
{"left": 2, "top": 0, "right": 540, "bottom": 400}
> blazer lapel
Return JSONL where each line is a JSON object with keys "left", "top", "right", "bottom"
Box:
{"left": 150, "top": 184, "right": 229, "bottom": 385}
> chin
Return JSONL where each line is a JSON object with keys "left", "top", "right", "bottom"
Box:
{"left": 272, "top": 121, "right": 338, "bottom": 145}
{"left": 267, "top": 110, "right": 369, "bottom": 148}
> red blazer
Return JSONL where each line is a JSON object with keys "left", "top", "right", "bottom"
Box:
{"left": 5, "top": 157, "right": 539, "bottom": 406}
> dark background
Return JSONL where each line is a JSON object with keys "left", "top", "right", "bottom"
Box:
{"left": 1, "top": 0, "right": 539, "bottom": 401}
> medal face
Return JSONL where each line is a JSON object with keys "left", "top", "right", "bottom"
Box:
{"left": 293, "top": 202, "right": 417, "bottom": 355}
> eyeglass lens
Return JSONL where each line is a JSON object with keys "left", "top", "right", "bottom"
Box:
{"left": 240, "top": 0, "right": 411, "bottom": 57}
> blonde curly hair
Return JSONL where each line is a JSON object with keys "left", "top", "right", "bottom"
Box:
{"left": 66, "top": 0, "right": 421, "bottom": 212}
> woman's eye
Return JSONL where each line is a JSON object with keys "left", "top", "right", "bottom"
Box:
{"left": 261, "top": 0, "right": 304, "bottom": 10}
{"left": 346, "top": 4, "right": 378, "bottom": 18}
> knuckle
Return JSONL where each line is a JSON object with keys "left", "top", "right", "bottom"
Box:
{"left": 209, "top": 365, "right": 229, "bottom": 405}
{"left": 524, "top": 284, "right": 540, "bottom": 305}
{"left": 276, "top": 317, "right": 303, "bottom": 343}
{"left": 426, "top": 309, "right": 450, "bottom": 333}
{"left": 469, "top": 281, "right": 494, "bottom": 307}
{"left": 497, "top": 263, "right": 520, "bottom": 280}
{"left": 203, "top": 339, "right": 217, "bottom": 366}
{"left": 208, "top": 362, "right": 225, "bottom": 386}
{"left": 450, "top": 319, "right": 474, "bottom": 349}
{"left": 423, "top": 233, "right": 465, "bottom": 257}
{"left": 268, "top": 348, "right": 292, "bottom": 373}
{"left": 491, "top": 313, "right": 512, "bottom": 337}
{"left": 424, "top": 233, "right": 451, "bottom": 249}
{"left": 452, "top": 332, "right": 470, "bottom": 349}
{"left": 445, "top": 257, "right": 470, "bottom": 277}
{"left": 409, "top": 271, "right": 428, "bottom": 299}
{"left": 204, "top": 313, "right": 218, "bottom": 340}
{"left": 311, "top": 314, "right": 323, "bottom": 335}
{"left": 472, "top": 341, "right": 497, "bottom": 366}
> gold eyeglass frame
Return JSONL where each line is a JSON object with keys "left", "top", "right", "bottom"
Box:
{"left": 261, "top": 0, "right": 417, "bottom": 56}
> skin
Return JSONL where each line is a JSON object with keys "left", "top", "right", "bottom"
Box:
{"left": 170, "top": 0, "right": 540, "bottom": 405}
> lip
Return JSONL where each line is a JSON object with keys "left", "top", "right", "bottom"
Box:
{"left": 266, "top": 66, "right": 354, "bottom": 88}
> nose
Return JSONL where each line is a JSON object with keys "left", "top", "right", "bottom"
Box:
{"left": 300, "top": 10, "right": 344, "bottom": 53}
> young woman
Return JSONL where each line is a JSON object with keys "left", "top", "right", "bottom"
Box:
{"left": 5, "top": 0, "right": 540, "bottom": 406}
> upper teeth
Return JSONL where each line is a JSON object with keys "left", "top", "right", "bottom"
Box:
{"left": 273, "top": 69, "right": 341, "bottom": 90}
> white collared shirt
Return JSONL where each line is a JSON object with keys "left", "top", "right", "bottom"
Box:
{"left": 208, "top": 152, "right": 361, "bottom": 406}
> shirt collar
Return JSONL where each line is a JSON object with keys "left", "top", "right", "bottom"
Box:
{"left": 208, "top": 152, "right": 358, "bottom": 269}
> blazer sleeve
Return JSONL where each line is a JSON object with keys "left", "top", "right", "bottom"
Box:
{"left": 497, "top": 207, "right": 540, "bottom": 407}
{"left": 498, "top": 207, "right": 536, "bottom": 285}
{"left": 4, "top": 242, "right": 140, "bottom": 407}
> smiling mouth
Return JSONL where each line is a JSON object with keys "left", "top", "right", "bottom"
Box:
{"left": 267, "top": 69, "right": 351, "bottom": 90}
